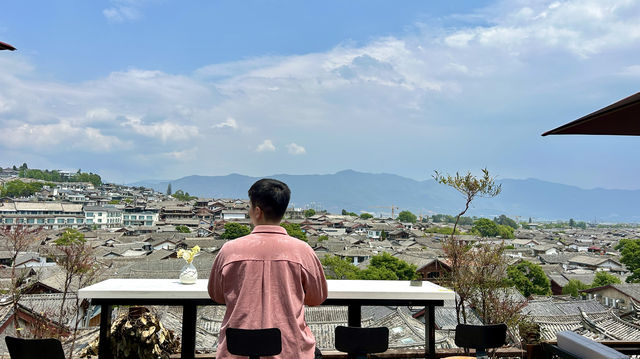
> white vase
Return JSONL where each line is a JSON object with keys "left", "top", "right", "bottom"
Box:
{"left": 180, "top": 262, "right": 197, "bottom": 284}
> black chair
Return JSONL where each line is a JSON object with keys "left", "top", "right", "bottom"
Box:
{"left": 446, "top": 323, "right": 508, "bottom": 359}
{"left": 5, "top": 336, "right": 66, "bottom": 359}
{"left": 226, "top": 327, "right": 282, "bottom": 359}
{"left": 334, "top": 326, "right": 389, "bottom": 359}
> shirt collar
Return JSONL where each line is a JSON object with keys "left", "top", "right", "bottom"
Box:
{"left": 251, "top": 225, "right": 288, "bottom": 235}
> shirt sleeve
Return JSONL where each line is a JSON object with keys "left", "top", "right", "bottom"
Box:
{"left": 302, "top": 251, "right": 328, "bottom": 306}
{"left": 208, "top": 251, "right": 226, "bottom": 304}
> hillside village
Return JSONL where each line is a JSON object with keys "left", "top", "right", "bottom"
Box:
{"left": 2, "top": 167, "right": 640, "bottom": 356}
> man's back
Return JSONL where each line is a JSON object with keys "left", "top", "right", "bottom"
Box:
{"left": 209, "top": 225, "right": 328, "bottom": 359}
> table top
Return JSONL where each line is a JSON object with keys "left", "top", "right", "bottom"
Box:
{"left": 79, "top": 279, "right": 454, "bottom": 301}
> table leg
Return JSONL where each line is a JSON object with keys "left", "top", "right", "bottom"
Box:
{"left": 182, "top": 304, "right": 197, "bottom": 359}
{"left": 98, "top": 304, "right": 112, "bottom": 359}
{"left": 424, "top": 305, "right": 435, "bottom": 359}
{"left": 347, "top": 304, "right": 361, "bottom": 327}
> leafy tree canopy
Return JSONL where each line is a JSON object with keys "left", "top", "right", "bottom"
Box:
{"left": 494, "top": 215, "right": 518, "bottom": 229}
{"left": 359, "top": 213, "right": 374, "bottom": 220}
{"left": 0, "top": 180, "right": 47, "bottom": 198}
{"left": 615, "top": 238, "right": 640, "bottom": 283}
{"left": 220, "top": 222, "right": 251, "bottom": 240}
{"left": 365, "top": 252, "right": 419, "bottom": 280}
{"left": 471, "top": 218, "right": 514, "bottom": 238}
{"left": 562, "top": 279, "right": 589, "bottom": 297}
{"left": 321, "top": 255, "right": 360, "bottom": 279}
{"left": 304, "top": 209, "right": 316, "bottom": 218}
{"left": 172, "top": 190, "right": 197, "bottom": 201}
{"left": 341, "top": 209, "right": 358, "bottom": 217}
{"left": 320, "top": 252, "right": 418, "bottom": 280}
{"left": 281, "top": 222, "right": 307, "bottom": 242}
{"left": 175, "top": 225, "right": 191, "bottom": 233}
{"left": 19, "top": 168, "right": 102, "bottom": 187}
{"left": 55, "top": 228, "right": 86, "bottom": 246}
{"left": 507, "top": 260, "right": 551, "bottom": 297}
{"left": 397, "top": 210, "right": 417, "bottom": 223}
{"left": 591, "top": 271, "right": 621, "bottom": 287}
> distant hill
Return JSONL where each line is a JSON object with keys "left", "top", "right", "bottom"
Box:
{"left": 130, "top": 170, "right": 640, "bottom": 222}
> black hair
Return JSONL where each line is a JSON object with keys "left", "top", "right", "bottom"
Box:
{"left": 248, "top": 178, "right": 291, "bottom": 222}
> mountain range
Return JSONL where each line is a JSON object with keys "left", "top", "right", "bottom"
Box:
{"left": 130, "top": 170, "right": 640, "bottom": 223}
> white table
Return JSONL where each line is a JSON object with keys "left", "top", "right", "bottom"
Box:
{"left": 79, "top": 279, "right": 454, "bottom": 359}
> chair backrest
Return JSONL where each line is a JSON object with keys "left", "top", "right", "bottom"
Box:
{"left": 5, "top": 336, "right": 66, "bottom": 359}
{"left": 454, "top": 323, "right": 507, "bottom": 350}
{"left": 226, "top": 327, "right": 282, "bottom": 359}
{"left": 334, "top": 326, "right": 389, "bottom": 358}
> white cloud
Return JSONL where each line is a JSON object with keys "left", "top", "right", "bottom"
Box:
{"left": 256, "top": 140, "right": 276, "bottom": 152}
{"left": 103, "top": 6, "right": 140, "bottom": 23}
{"left": 286, "top": 143, "right": 306, "bottom": 155}
{"left": 122, "top": 117, "right": 200, "bottom": 142}
{"left": 212, "top": 117, "right": 238, "bottom": 130}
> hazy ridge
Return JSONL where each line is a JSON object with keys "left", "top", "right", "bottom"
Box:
{"left": 131, "top": 170, "right": 640, "bottom": 222}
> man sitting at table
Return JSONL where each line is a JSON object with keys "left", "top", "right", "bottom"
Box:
{"left": 208, "top": 178, "right": 328, "bottom": 358}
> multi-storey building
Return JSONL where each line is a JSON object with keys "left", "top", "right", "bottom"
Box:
{"left": 84, "top": 205, "right": 123, "bottom": 228}
{"left": 0, "top": 202, "right": 85, "bottom": 229}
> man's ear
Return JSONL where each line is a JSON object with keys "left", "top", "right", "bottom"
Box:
{"left": 254, "top": 205, "right": 264, "bottom": 220}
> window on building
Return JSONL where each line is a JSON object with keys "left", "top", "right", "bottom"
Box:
{"left": 77, "top": 219, "right": 84, "bottom": 224}
{"left": 5, "top": 219, "right": 13, "bottom": 224}
{"left": 146, "top": 216, "right": 152, "bottom": 220}
{"left": 87, "top": 212, "right": 94, "bottom": 217}
{"left": 47, "top": 219, "right": 55, "bottom": 224}
{"left": 67, "top": 219, "right": 74, "bottom": 224}
{"left": 87, "top": 219, "right": 93, "bottom": 224}
{"left": 145, "top": 221, "right": 152, "bottom": 226}
{"left": 98, "top": 219, "right": 102, "bottom": 223}
{"left": 37, "top": 219, "right": 45, "bottom": 224}
{"left": 26, "top": 218, "right": 35, "bottom": 224}
{"left": 57, "top": 219, "right": 65, "bottom": 223}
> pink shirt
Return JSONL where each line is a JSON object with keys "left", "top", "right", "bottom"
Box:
{"left": 208, "top": 225, "right": 328, "bottom": 359}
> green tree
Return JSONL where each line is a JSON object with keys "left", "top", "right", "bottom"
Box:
{"left": 591, "top": 271, "right": 621, "bottom": 287}
{"left": 494, "top": 215, "right": 518, "bottom": 229}
{"left": 317, "top": 235, "right": 329, "bottom": 242}
{"left": 363, "top": 252, "right": 418, "bottom": 280}
{"left": 281, "top": 222, "right": 307, "bottom": 241}
{"left": 496, "top": 225, "right": 515, "bottom": 239}
{"left": 175, "top": 225, "right": 191, "bottom": 233}
{"left": 615, "top": 238, "right": 640, "bottom": 283}
{"left": 359, "top": 213, "right": 373, "bottom": 220}
{"left": 562, "top": 279, "right": 589, "bottom": 297}
{"left": 220, "top": 222, "right": 251, "bottom": 239}
{"left": 173, "top": 190, "right": 196, "bottom": 201}
{"left": 397, "top": 210, "right": 417, "bottom": 223}
{"left": 304, "top": 209, "right": 316, "bottom": 218}
{"left": 569, "top": 218, "right": 576, "bottom": 227}
{"left": 507, "top": 261, "right": 551, "bottom": 297}
{"left": 341, "top": 209, "right": 358, "bottom": 217}
{"left": 321, "top": 255, "right": 360, "bottom": 279}
{"left": 166, "top": 183, "right": 172, "bottom": 196}
{"left": 471, "top": 218, "right": 499, "bottom": 237}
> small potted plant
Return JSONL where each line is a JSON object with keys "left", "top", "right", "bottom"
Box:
{"left": 177, "top": 245, "right": 200, "bottom": 284}
{"left": 518, "top": 318, "right": 542, "bottom": 359}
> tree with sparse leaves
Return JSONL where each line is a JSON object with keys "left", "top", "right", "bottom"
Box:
{"left": 0, "top": 225, "right": 43, "bottom": 337}
{"left": 433, "top": 168, "right": 502, "bottom": 324}
{"left": 51, "top": 229, "right": 100, "bottom": 357}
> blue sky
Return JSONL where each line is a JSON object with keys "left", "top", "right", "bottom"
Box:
{"left": 1, "top": 0, "right": 639, "bottom": 189}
